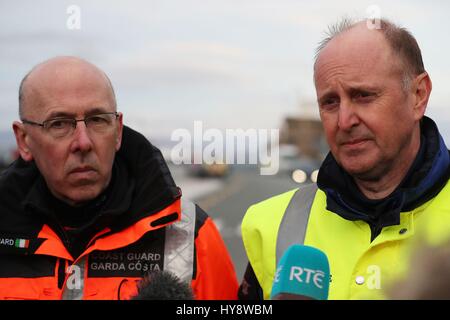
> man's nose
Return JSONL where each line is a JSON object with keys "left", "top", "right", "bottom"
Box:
{"left": 70, "top": 121, "right": 93, "bottom": 153}
{"left": 338, "top": 99, "right": 360, "bottom": 131}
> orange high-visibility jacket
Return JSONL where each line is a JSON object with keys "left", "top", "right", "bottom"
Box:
{"left": 0, "top": 126, "right": 238, "bottom": 300}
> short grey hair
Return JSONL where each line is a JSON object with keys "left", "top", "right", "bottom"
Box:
{"left": 18, "top": 70, "right": 32, "bottom": 119}
{"left": 314, "top": 17, "right": 426, "bottom": 91}
{"left": 315, "top": 17, "right": 355, "bottom": 60}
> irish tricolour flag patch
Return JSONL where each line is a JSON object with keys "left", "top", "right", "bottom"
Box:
{"left": 15, "top": 239, "right": 29, "bottom": 249}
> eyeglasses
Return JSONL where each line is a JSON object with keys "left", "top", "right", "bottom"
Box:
{"left": 21, "top": 112, "right": 119, "bottom": 138}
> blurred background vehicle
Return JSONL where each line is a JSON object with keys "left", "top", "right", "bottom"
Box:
{"left": 278, "top": 144, "right": 321, "bottom": 184}
{"left": 188, "top": 162, "right": 231, "bottom": 178}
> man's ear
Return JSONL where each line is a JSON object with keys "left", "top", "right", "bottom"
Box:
{"left": 12, "top": 121, "right": 33, "bottom": 161}
{"left": 115, "top": 112, "right": 124, "bottom": 152}
{"left": 412, "top": 72, "right": 432, "bottom": 121}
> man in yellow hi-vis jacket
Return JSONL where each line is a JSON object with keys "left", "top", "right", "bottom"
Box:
{"left": 238, "top": 18, "right": 450, "bottom": 300}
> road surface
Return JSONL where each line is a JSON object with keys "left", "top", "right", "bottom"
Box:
{"left": 185, "top": 165, "right": 302, "bottom": 281}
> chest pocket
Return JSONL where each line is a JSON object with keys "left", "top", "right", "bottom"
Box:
{"left": 0, "top": 254, "right": 60, "bottom": 300}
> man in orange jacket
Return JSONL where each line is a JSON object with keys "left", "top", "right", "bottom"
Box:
{"left": 0, "top": 56, "right": 238, "bottom": 300}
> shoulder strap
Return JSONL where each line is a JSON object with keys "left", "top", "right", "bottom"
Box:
{"left": 163, "top": 199, "right": 196, "bottom": 283}
{"left": 276, "top": 183, "right": 318, "bottom": 266}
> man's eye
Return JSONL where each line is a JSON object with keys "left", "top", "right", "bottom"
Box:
{"left": 320, "top": 99, "right": 339, "bottom": 109}
{"left": 90, "top": 116, "right": 104, "bottom": 122}
{"left": 48, "top": 119, "right": 71, "bottom": 129}
{"left": 354, "top": 91, "right": 376, "bottom": 101}
{"left": 88, "top": 116, "right": 109, "bottom": 124}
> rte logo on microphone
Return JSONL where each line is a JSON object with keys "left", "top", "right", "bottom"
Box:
{"left": 274, "top": 265, "right": 326, "bottom": 289}
{"left": 270, "top": 245, "right": 330, "bottom": 300}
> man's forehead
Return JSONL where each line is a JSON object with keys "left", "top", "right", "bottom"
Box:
{"left": 314, "top": 56, "right": 384, "bottom": 85}
{"left": 44, "top": 106, "right": 114, "bottom": 119}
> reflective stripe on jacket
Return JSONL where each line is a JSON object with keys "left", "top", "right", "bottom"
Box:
{"left": 0, "top": 198, "right": 238, "bottom": 300}
{"left": 242, "top": 180, "right": 450, "bottom": 299}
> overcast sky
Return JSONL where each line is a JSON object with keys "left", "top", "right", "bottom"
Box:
{"left": 1, "top": 0, "right": 449, "bottom": 145}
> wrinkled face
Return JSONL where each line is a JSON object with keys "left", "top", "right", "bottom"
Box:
{"left": 15, "top": 62, "right": 123, "bottom": 205}
{"left": 314, "top": 27, "right": 419, "bottom": 180}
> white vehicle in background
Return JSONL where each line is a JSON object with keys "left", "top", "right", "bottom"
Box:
{"left": 277, "top": 144, "right": 321, "bottom": 184}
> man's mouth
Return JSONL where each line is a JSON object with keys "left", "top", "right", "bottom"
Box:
{"left": 341, "top": 138, "right": 371, "bottom": 149}
{"left": 68, "top": 166, "right": 98, "bottom": 181}
{"left": 70, "top": 166, "right": 95, "bottom": 174}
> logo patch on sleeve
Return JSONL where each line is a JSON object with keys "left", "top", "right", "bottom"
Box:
{"left": 0, "top": 238, "right": 29, "bottom": 249}
{"left": 87, "top": 230, "right": 165, "bottom": 277}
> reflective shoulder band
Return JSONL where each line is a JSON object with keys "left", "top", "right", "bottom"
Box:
{"left": 163, "top": 199, "right": 196, "bottom": 283}
{"left": 276, "top": 183, "right": 318, "bottom": 265}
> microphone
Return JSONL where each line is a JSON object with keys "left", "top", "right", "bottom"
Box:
{"left": 270, "top": 245, "right": 330, "bottom": 300}
{"left": 132, "top": 270, "right": 195, "bottom": 300}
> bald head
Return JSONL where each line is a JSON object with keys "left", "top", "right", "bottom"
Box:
{"left": 314, "top": 18, "right": 425, "bottom": 91}
{"left": 19, "top": 56, "right": 116, "bottom": 119}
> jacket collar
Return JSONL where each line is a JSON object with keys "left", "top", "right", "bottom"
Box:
{"left": 33, "top": 199, "right": 182, "bottom": 261}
